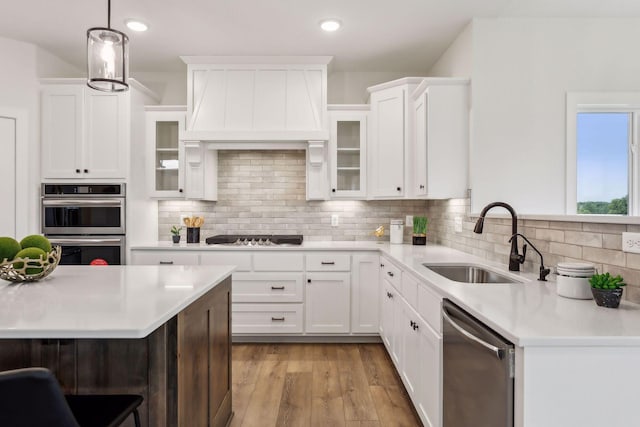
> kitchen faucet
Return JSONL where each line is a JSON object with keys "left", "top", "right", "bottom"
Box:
{"left": 508, "top": 233, "right": 551, "bottom": 281}
{"left": 473, "top": 202, "right": 523, "bottom": 271}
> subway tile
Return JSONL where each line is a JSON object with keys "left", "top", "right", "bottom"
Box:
{"left": 582, "top": 223, "right": 627, "bottom": 233}
{"left": 534, "top": 228, "right": 565, "bottom": 243}
{"left": 582, "top": 247, "right": 626, "bottom": 267}
{"left": 602, "top": 234, "right": 622, "bottom": 251}
{"left": 564, "top": 231, "right": 602, "bottom": 248}
{"left": 549, "top": 242, "right": 582, "bottom": 259}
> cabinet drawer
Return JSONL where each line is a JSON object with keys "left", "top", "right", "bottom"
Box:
{"left": 253, "top": 253, "right": 303, "bottom": 271}
{"left": 131, "top": 250, "right": 199, "bottom": 266}
{"left": 232, "top": 304, "right": 303, "bottom": 334}
{"left": 380, "top": 257, "right": 401, "bottom": 289}
{"left": 232, "top": 273, "right": 303, "bottom": 303}
{"left": 417, "top": 283, "right": 442, "bottom": 333}
{"left": 200, "top": 252, "right": 252, "bottom": 271}
{"left": 306, "top": 253, "right": 351, "bottom": 271}
{"left": 401, "top": 271, "right": 420, "bottom": 308}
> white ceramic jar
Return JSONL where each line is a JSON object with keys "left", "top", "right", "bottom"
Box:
{"left": 390, "top": 219, "right": 404, "bottom": 244}
{"left": 556, "top": 262, "right": 595, "bottom": 299}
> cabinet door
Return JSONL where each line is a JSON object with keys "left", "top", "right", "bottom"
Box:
{"left": 41, "top": 85, "right": 83, "bottom": 178}
{"left": 379, "top": 278, "right": 396, "bottom": 354}
{"left": 146, "top": 110, "right": 186, "bottom": 198}
{"left": 413, "top": 92, "right": 428, "bottom": 197}
{"left": 305, "top": 272, "right": 350, "bottom": 333}
{"left": 351, "top": 253, "right": 379, "bottom": 333}
{"left": 84, "top": 90, "right": 127, "bottom": 178}
{"left": 416, "top": 315, "right": 442, "bottom": 427}
{"left": 369, "top": 86, "right": 406, "bottom": 198}
{"left": 400, "top": 299, "right": 420, "bottom": 398}
{"left": 329, "top": 110, "right": 368, "bottom": 198}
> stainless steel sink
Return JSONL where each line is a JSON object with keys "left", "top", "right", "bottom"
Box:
{"left": 423, "top": 263, "right": 522, "bottom": 284}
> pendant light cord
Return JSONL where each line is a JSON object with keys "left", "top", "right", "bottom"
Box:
{"left": 107, "top": 0, "right": 111, "bottom": 29}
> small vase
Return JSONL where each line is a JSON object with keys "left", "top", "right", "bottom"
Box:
{"left": 412, "top": 234, "right": 426, "bottom": 245}
{"left": 591, "top": 287, "right": 623, "bottom": 308}
{"left": 172, "top": 235, "right": 180, "bottom": 244}
{"left": 186, "top": 227, "right": 200, "bottom": 244}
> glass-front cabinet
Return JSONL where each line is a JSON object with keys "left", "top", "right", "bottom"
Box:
{"left": 145, "top": 107, "right": 186, "bottom": 198}
{"left": 328, "top": 106, "right": 369, "bottom": 198}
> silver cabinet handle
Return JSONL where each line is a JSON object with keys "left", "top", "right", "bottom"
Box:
{"left": 271, "top": 317, "right": 285, "bottom": 322}
{"left": 159, "top": 261, "right": 174, "bottom": 265}
{"left": 270, "top": 285, "right": 285, "bottom": 290}
{"left": 321, "top": 261, "right": 335, "bottom": 265}
{"left": 49, "top": 238, "right": 122, "bottom": 244}
{"left": 442, "top": 307, "right": 504, "bottom": 360}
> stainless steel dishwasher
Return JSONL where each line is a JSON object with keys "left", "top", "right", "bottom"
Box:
{"left": 442, "top": 299, "right": 515, "bottom": 427}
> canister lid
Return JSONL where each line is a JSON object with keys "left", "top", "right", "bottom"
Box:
{"left": 390, "top": 219, "right": 404, "bottom": 225}
{"left": 557, "top": 262, "right": 596, "bottom": 277}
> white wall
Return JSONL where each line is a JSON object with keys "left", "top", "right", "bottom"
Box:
{"left": 428, "top": 22, "right": 473, "bottom": 78}
{"left": 431, "top": 18, "right": 640, "bottom": 215}
{"left": 133, "top": 71, "right": 187, "bottom": 105}
{"left": 328, "top": 71, "right": 426, "bottom": 104}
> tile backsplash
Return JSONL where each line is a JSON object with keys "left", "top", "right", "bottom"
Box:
{"left": 426, "top": 198, "right": 640, "bottom": 303}
{"left": 158, "top": 150, "right": 428, "bottom": 242}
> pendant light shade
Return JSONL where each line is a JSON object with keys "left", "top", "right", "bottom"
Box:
{"left": 87, "top": 0, "right": 129, "bottom": 92}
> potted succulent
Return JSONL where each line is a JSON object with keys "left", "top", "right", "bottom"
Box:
{"left": 589, "top": 272, "right": 626, "bottom": 308}
{"left": 170, "top": 226, "right": 182, "bottom": 244}
{"left": 412, "top": 216, "right": 428, "bottom": 245}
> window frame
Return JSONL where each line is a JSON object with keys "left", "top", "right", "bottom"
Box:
{"left": 566, "top": 92, "right": 640, "bottom": 216}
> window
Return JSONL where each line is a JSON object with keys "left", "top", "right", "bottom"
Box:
{"left": 566, "top": 92, "right": 640, "bottom": 216}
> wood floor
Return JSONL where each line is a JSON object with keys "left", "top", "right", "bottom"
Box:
{"left": 230, "top": 343, "right": 422, "bottom": 427}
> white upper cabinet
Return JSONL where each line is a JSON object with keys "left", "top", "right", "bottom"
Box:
{"left": 42, "top": 83, "right": 127, "bottom": 180}
{"left": 181, "top": 56, "right": 331, "bottom": 141}
{"left": 367, "top": 78, "right": 423, "bottom": 199}
{"left": 411, "top": 78, "right": 469, "bottom": 199}
{"left": 145, "top": 107, "right": 186, "bottom": 198}
{"left": 328, "top": 106, "right": 369, "bottom": 199}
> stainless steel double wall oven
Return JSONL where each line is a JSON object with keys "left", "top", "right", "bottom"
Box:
{"left": 41, "top": 183, "right": 126, "bottom": 265}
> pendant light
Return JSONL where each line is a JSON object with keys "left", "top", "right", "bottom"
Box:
{"left": 87, "top": 0, "right": 129, "bottom": 92}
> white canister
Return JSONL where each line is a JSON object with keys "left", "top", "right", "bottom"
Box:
{"left": 390, "top": 220, "right": 404, "bottom": 244}
{"left": 556, "top": 262, "right": 595, "bottom": 300}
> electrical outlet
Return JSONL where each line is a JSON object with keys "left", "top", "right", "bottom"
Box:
{"left": 454, "top": 216, "right": 463, "bottom": 233}
{"left": 622, "top": 232, "right": 640, "bottom": 253}
{"left": 331, "top": 214, "right": 339, "bottom": 227}
{"left": 406, "top": 215, "right": 414, "bottom": 227}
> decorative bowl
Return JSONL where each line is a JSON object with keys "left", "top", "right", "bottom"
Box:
{"left": 0, "top": 246, "right": 62, "bottom": 282}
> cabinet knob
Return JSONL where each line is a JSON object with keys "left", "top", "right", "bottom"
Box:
{"left": 307, "top": 279, "right": 311, "bottom": 283}
{"left": 332, "top": 188, "right": 336, "bottom": 193}
{"left": 419, "top": 184, "right": 425, "bottom": 189}
{"left": 396, "top": 187, "right": 402, "bottom": 192}
{"left": 413, "top": 323, "right": 419, "bottom": 331}
{"left": 410, "top": 321, "right": 415, "bottom": 328}
{"left": 179, "top": 188, "right": 183, "bottom": 193}
{"left": 75, "top": 169, "right": 81, "bottom": 173}
{"left": 380, "top": 263, "right": 384, "bottom": 268}
{"left": 387, "top": 271, "right": 394, "bottom": 277}
{"left": 84, "top": 169, "right": 89, "bottom": 173}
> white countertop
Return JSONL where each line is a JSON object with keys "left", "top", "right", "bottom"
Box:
{"left": 0, "top": 265, "right": 234, "bottom": 339}
{"left": 132, "top": 240, "right": 640, "bottom": 347}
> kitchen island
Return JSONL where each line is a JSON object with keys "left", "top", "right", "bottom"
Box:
{"left": 0, "top": 265, "right": 234, "bottom": 427}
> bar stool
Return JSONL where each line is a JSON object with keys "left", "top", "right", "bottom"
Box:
{"left": 0, "top": 367, "right": 143, "bottom": 427}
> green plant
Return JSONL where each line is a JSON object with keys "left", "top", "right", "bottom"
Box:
{"left": 589, "top": 272, "right": 626, "bottom": 290}
{"left": 170, "top": 226, "right": 182, "bottom": 236}
{"left": 413, "top": 216, "right": 428, "bottom": 235}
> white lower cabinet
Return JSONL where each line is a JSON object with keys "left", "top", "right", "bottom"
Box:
{"left": 400, "top": 296, "right": 442, "bottom": 427}
{"left": 305, "top": 272, "right": 350, "bottom": 333}
{"left": 232, "top": 303, "right": 303, "bottom": 334}
{"left": 351, "top": 253, "right": 380, "bottom": 333}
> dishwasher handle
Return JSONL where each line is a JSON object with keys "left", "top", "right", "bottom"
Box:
{"left": 442, "top": 306, "right": 505, "bottom": 360}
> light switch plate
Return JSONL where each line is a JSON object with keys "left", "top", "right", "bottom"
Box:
{"left": 406, "top": 215, "right": 414, "bottom": 227}
{"left": 622, "top": 232, "right": 640, "bottom": 253}
{"left": 454, "top": 216, "right": 463, "bottom": 233}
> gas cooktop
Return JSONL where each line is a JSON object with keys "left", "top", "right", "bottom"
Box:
{"left": 205, "top": 234, "right": 304, "bottom": 246}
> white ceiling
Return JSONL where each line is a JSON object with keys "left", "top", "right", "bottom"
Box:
{"left": 2, "top": 0, "right": 640, "bottom": 73}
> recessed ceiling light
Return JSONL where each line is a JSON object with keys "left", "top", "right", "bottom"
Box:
{"left": 320, "top": 19, "right": 341, "bottom": 32}
{"left": 125, "top": 19, "right": 148, "bottom": 32}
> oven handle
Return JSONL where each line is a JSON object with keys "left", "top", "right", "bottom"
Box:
{"left": 49, "top": 238, "right": 123, "bottom": 244}
{"left": 42, "top": 199, "right": 123, "bottom": 207}
{"left": 442, "top": 306, "right": 505, "bottom": 360}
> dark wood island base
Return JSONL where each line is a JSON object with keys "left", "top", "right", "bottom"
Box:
{"left": 0, "top": 277, "right": 232, "bottom": 427}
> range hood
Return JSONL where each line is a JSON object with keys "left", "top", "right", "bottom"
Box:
{"left": 180, "top": 56, "right": 332, "bottom": 145}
